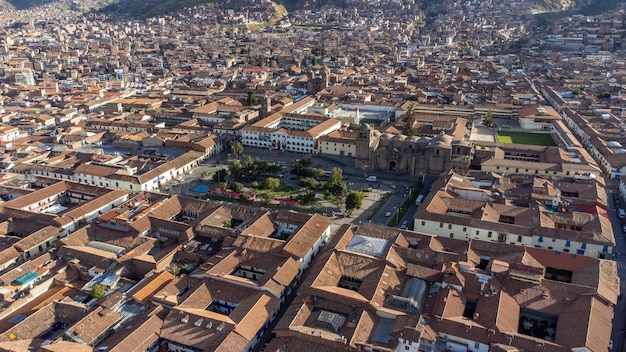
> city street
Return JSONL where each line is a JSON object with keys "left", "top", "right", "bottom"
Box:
{"left": 608, "top": 184, "right": 626, "bottom": 352}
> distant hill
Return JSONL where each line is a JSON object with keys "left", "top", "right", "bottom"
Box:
{"left": 534, "top": 0, "right": 625, "bottom": 25}
{"left": 534, "top": 0, "right": 624, "bottom": 13}
{"left": 0, "top": 0, "right": 15, "bottom": 10}
{"left": 0, "top": 0, "right": 116, "bottom": 11}
{"left": 99, "top": 0, "right": 213, "bottom": 18}
{"left": 7, "top": 0, "right": 54, "bottom": 9}
{"left": 98, "top": 0, "right": 285, "bottom": 20}
{"left": 0, "top": 0, "right": 622, "bottom": 25}
{"left": 280, "top": 0, "right": 347, "bottom": 11}
{"left": 534, "top": 0, "right": 600, "bottom": 12}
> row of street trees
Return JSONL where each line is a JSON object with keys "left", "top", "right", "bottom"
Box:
{"left": 290, "top": 159, "right": 364, "bottom": 214}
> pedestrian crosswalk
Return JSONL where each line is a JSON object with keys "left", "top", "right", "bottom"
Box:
{"left": 618, "top": 261, "right": 626, "bottom": 270}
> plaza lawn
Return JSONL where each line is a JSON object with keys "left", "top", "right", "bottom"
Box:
{"left": 496, "top": 131, "right": 557, "bottom": 146}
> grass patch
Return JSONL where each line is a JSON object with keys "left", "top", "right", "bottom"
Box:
{"left": 292, "top": 25, "right": 323, "bottom": 31}
{"left": 496, "top": 131, "right": 556, "bottom": 146}
{"left": 246, "top": 23, "right": 268, "bottom": 31}
{"left": 276, "top": 184, "right": 297, "bottom": 194}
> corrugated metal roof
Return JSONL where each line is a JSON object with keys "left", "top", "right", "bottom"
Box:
{"left": 86, "top": 241, "right": 125, "bottom": 255}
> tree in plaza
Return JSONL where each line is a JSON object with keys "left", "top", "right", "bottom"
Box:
{"left": 231, "top": 141, "right": 244, "bottom": 158}
{"left": 299, "top": 177, "right": 320, "bottom": 190}
{"left": 291, "top": 158, "right": 312, "bottom": 176}
{"left": 345, "top": 191, "right": 365, "bottom": 216}
{"left": 238, "top": 193, "right": 252, "bottom": 203}
{"left": 257, "top": 191, "right": 274, "bottom": 203}
{"left": 298, "top": 189, "right": 316, "bottom": 204}
{"left": 232, "top": 182, "right": 244, "bottom": 192}
{"left": 212, "top": 168, "right": 228, "bottom": 183}
{"left": 264, "top": 177, "right": 280, "bottom": 190}
{"left": 329, "top": 167, "right": 343, "bottom": 185}
{"left": 228, "top": 159, "right": 242, "bottom": 181}
{"left": 325, "top": 167, "right": 347, "bottom": 197}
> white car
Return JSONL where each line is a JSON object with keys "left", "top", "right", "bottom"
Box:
{"left": 171, "top": 181, "right": 179, "bottom": 186}
{"left": 385, "top": 211, "right": 392, "bottom": 217}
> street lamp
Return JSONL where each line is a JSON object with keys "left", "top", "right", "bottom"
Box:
{"left": 394, "top": 206, "right": 399, "bottom": 224}
{"left": 279, "top": 173, "right": 284, "bottom": 187}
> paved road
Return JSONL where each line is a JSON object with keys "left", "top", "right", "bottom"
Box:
{"left": 608, "top": 185, "right": 626, "bottom": 352}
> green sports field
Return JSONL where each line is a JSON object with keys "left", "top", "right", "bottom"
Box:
{"left": 495, "top": 131, "right": 557, "bottom": 146}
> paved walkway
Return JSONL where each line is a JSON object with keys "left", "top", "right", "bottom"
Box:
{"left": 470, "top": 124, "right": 496, "bottom": 142}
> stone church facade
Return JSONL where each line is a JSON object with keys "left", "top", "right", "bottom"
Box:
{"left": 354, "top": 124, "right": 473, "bottom": 176}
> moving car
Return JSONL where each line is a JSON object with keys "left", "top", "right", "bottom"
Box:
{"left": 385, "top": 211, "right": 392, "bottom": 217}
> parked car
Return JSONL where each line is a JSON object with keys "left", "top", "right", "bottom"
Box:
{"left": 400, "top": 220, "right": 408, "bottom": 229}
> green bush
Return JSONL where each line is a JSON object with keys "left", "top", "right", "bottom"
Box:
{"left": 91, "top": 284, "right": 107, "bottom": 299}
{"left": 232, "top": 182, "right": 244, "bottom": 192}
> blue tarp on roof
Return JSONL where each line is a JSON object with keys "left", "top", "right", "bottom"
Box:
{"left": 14, "top": 271, "right": 39, "bottom": 286}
